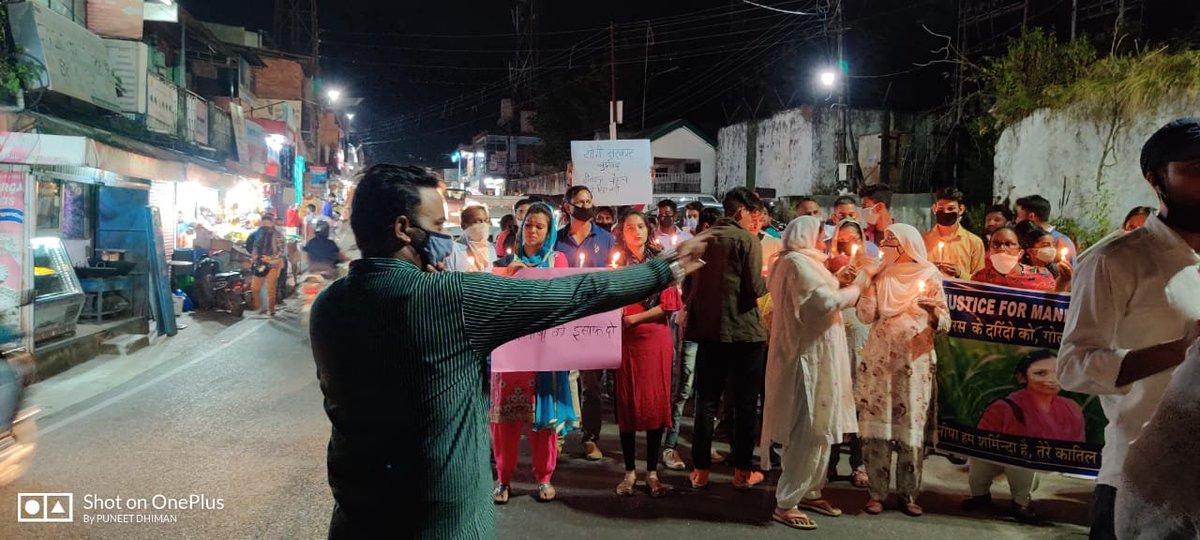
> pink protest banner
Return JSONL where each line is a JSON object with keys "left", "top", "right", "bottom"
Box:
{"left": 490, "top": 267, "right": 622, "bottom": 372}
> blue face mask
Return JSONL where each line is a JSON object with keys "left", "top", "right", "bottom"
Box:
{"left": 415, "top": 227, "right": 455, "bottom": 268}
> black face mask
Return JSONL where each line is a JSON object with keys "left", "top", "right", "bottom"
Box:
{"left": 935, "top": 211, "right": 960, "bottom": 227}
{"left": 569, "top": 204, "right": 595, "bottom": 222}
{"left": 1157, "top": 180, "right": 1200, "bottom": 233}
{"left": 836, "top": 242, "right": 854, "bottom": 255}
{"left": 595, "top": 222, "right": 613, "bottom": 232}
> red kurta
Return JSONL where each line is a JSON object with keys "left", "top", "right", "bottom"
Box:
{"left": 614, "top": 255, "right": 682, "bottom": 432}
{"left": 971, "top": 260, "right": 1057, "bottom": 292}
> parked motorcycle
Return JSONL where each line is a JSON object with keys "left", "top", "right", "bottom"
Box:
{"left": 0, "top": 343, "right": 38, "bottom": 487}
{"left": 194, "top": 250, "right": 250, "bottom": 318}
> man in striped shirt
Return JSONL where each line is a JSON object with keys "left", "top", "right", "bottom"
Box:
{"left": 310, "top": 164, "right": 708, "bottom": 539}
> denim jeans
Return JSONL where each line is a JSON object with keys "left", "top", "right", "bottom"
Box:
{"left": 663, "top": 340, "right": 698, "bottom": 449}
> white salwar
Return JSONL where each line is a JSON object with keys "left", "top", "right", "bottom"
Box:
{"left": 761, "top": 217, "right": 861, "bottom": 510}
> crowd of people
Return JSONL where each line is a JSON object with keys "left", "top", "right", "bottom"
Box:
{"left": 309, "top": 118, "right": 1200, "bottom": 539}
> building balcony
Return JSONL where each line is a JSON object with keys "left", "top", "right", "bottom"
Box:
{"left": 654, "top": 172, "right": 701, "bottom": 193}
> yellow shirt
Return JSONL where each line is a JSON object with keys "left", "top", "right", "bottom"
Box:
{"left": 923, "top": 225, "right": 985, "bottom": 279}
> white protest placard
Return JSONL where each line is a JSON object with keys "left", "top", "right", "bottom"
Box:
{"left": 570, "top": 139, "right": 653, "bottom": 206}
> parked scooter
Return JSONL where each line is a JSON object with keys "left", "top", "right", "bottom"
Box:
{"left": 194, "top": 250, "right": 250, "bottom": 318}
{"left": 0, "top": 338, "right": 38, "bottom": 487}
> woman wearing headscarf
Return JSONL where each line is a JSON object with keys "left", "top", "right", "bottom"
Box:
{"left": 762, "top": 216, "right": 864, "bottom": 530}
{"left": 824, "top": 219, "right": 876, "bottom": 488}
{"left": 855, "top": 223, "right": 950, "bottom": 517}
{"left": 490, "top": 203, "right": 574, "bottom": 504}
{"left": 611, "top": 209, "right": 681, "bottom": 498}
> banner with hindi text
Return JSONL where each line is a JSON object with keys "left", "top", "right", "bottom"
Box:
{"left": 936, "top": 279, "right": 1106, "bottom": 476}
{"left": 490, "top": 267, "right": 623, "bottom": 373}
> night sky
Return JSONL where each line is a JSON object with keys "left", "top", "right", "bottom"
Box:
{"left": 183, "top": 0, "right": 958, "bottom": 167}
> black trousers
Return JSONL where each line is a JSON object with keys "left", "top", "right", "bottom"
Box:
{"left": 691, "top": 341, "right": 765, "bottom": 471}
{"left": 1091, "top": 484, "right": 1117, "bottom": 540}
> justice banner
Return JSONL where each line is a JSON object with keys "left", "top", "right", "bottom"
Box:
{"left": 935, "top": 279, "right": 1106, "bottom": 476}
{"left": 490, "top": 267, "right": 623, "bottom": 373}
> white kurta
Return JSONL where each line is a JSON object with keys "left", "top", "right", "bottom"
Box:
{"left": 761, "top": 252, "right": 860, "bottom": 504}
{"left": 1117, "top": 337, "right": 1200, "bottom": 539}
{"left": 853, "top": 281, "right": 949, "bottom": 449}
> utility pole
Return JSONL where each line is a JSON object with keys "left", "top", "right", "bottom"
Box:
{"left": 641, "top": 24, "right": 652, "bottom": 131}
{"left": 834, "top": 0, "right": 851, "bottom": 190}
{"left": 609, "top": 21, "right": 618, "bottom": 140}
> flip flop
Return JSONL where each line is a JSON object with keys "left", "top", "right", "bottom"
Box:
{"left": 615, "top": 475, "right": 636, "bottom": 496}
{"left": 798, "top": 498, "right": 843, "bottom": 517}
{"left": 492, "top": 484, "right": 510, "bottom": 505}
{"left": 773, "top": 509, "right": 818, "bottom": 530}
{"left": 647, "top": 476, "right": 672, "bottom": 498}
{"left": 536, "top": 483, "right": 557, "bottom": 502}
{"left": 850, "top": 470, "right": 870, "bottom": 488}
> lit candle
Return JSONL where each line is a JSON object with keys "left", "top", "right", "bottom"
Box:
{"left": 850, "top": 244, "right": 859, "bottom": 260}
{"left": 1059, "top": 247, "right": 1069, "bottom": 262}
{"left": 506, "top": 248, "right": 512, "bottom": 257}
{"left": 671, "top": 235, "right": 678, "bottom": 249}
{"left": 578, "top": 253, "right": 585, "bottom": 268}
{"left": 937, "top": 241, "right": 945, "bottom": 262}
{"left": 918, "top": 280, "right": 927, "bottom": 295}
{"left": 611, "top": 252, "right": 621, "bottom": 268}
{"left": 467, "top": 255, "right": 476, "bottom": 269}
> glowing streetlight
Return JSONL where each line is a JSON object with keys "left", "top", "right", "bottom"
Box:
{"left": 818, "top": 70, "right": 836, "bottom": 88}
{"left": 327, "top": 89, "right": 342, "bottom": 102}
{"left": 346, "top": 113, "right": 355, "bottom": 121}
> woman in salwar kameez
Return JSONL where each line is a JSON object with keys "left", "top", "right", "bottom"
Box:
{"left": 854, "top": 223, "right": 949, "bottom": 517}
{"left": 761, "top": 216, "right": 864, "bottom": 530}
{"left": 491, "top": 203, "right": 576, "bottom": 504}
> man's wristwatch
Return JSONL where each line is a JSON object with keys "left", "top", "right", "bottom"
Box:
{"left": 667, "top": 260, "right": 686, "bottom": 284}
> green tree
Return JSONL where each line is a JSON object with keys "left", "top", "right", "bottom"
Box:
{"left": 532, "top": 69, "right": 609, "bottom": 169}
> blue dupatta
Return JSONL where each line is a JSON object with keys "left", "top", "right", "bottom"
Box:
{"left": 516, "top": 203, "right": 579, "bottom": 433}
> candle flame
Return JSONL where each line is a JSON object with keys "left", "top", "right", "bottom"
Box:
{"left": 850, "top": 244, "right": 859, "bottom": 258}
{"left": 611, "top": 252, "right": 621, "bottom": 268}
{"left": 1059, "top": 247, "right": 1069, "bottom": 261}
{"left": 578, "top": 253, "right": 585, "bottom": 267}
{"left": 918, "top": 280, "right": 927, "bottom": 293}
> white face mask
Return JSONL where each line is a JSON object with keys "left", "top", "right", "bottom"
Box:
{"left": 1033, "top": 247, "right": 1057, "bottom": 264}
{"left": 990, "top": 252, "right": 1021, "bottom": 274}
{"left": 685, "top": 217, "right": 699, "bottom": 231}
{"left": 862, "top": 205, "right": 879, "bottom": 226}
{"left": 464, "top": 222, "right": 489, "bottom": 243}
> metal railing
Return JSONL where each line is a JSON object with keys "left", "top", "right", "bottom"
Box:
{"left": 653, "top": 172, "right": 701, "bottom": 193}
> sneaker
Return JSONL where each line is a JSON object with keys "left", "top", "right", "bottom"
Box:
{"left": 961, "top": 494, "right": 992, "bottom": 512}
{"left": 662, "top": 448, "right": 687, "bottom": 471}
{"left": 584, "top": 441, "right": 604, "bottom": 461}
{"left": 689, "top": 469, "right": 710, "bottom": 489}
{"left": 733, "top": 468, "right": 764, "bottom": 489}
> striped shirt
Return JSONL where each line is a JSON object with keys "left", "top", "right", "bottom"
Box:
{"left": 310, "top": 256, "right": 673, "bottom": 539}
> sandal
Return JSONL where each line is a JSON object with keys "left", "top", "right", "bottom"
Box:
{"left": 615, "top": 473, "right": 637, "bottom": 496}
{"left": 536, "top": 483, "right": 557, "bottom": 502}
{"left": 493, "top": 483, "right": 510, "bottom": 505}
{"left": 850, "top": 469, "right": 870, "bottom": 489}
{"left": 646, "top": 474, "right": 672, "bottom": 498}
{"left": 901, "top": 498, "right": 924, "bottom": 517}
{"left": 773, "top": 508, "right": 818, "bottom": 530}
{"left": 798, "top": 498, "right": 843, "bottom": 517}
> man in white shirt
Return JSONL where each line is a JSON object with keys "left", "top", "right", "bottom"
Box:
{"left": 1058, "top": 117, "right": 1200, "bottom": 540}
{"left": 655, "top": 199, "right": 693, "bottom": 251}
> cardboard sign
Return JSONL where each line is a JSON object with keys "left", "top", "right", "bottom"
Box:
{"left": 570, "top": 139, "right": 652, "bottom": 206}
{"left": 490, "top": 267, "right": 622, "bottom": 372}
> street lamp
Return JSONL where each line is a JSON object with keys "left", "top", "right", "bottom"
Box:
{"left": 818, "top": 70, "right": 836, "bottom": 88}
{"left": 327, "top": 89, "right": 342, "bottom": 103}
{"left": 346, "top": 113, "right": 355, "bottom": 121}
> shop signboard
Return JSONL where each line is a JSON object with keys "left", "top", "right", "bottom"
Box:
{"left": 186, "top": 92, "right": 209, "bottom": 145}
{"left": 244, "top": 120, "right": 268, "bottom": 175}
{"left": 104, "top": 39, "right": 151, "bottom": 114}
{"left": 87, "top": 0, "right": 145, "bottom": 40}
{"left": 229, "top": 103, "right": 251, "bottom": 165}
{"left": 146, "top": 74, "right": 179, "bottom": 135}
{"left": 0, "top": 133, "right": 88, "bottom": 166}
{"left": 0, "top": 166, "right": 27, "bottom": 339}
{"left": 8, "top": 2, "right": 122, "bottom": 112}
